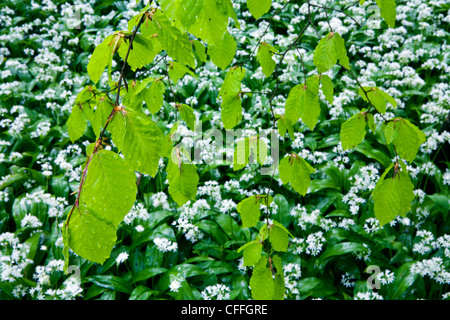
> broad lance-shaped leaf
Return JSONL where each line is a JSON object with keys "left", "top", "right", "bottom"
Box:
{"left": 257, "top": 42, "right": 277, "bottom": 77}
{"left": 358, "top": 87, "right": 397, "bottom": 114}
{"left": 268, "top": 221, "right": 290, "bottom": 252}
{"left": 279, "top": 154, "right": 315, "bottom": 196}
{"left": 208, "top": 32, "right": 236, "bottom": 70}
{"left": 186, "top": 0, "right": 231, "bottom": 46}
{"left": 233, "top": 137, "right": 267, "bottom": 171}
{"left": 313, "top": 32, "right": 349, "bottom": 73}
{"left": 236, "top": 196, "right": 261, "bottom": 229}
{"left": 178, "top": 104, "right": 196, "bottom": 131}
{"left": 87, "top": 34, "right": 116, "bottom": 84}
{"left": 247, "top": 0, "right": 272, "bottom": 19}
{"left": 118, "top": 34, "right": 161, "bottom": 71}
{"left": 383, "top": 118, "right": 426, "bottom": 163}
{"left": 152, "top": 10, "right": 195, "bottom": 68}
{"left": 271, "top": 255, "right": 285, "bottom": 300}
{"left": 320, "top": 74, "right": 334, "bottom": 104}
{"left": 145, "top": 79, "right": 165, "bottom": 114}
{"left": 285, "top": 75, "right": 320, "bottom": 130}
{"left": 167, "top": 160, "right": 199, "bottom": 206}
{"left": 81, "top": 150, "right": 137, "bottom": 227}
{"left": 250, "top": 256, "right": 274, "bottom": 300}
{"left": 65, "top": 150, "right": 137, "bottom": 264}
{"left": 67, "top": 104, "right": 88, "bottom": 143}
{"left": 373, "top": 166, "right": 415, "bottom": 226}
{"left": 220, "top": 67, "right": 246, "bottom": 129}
{"left": 66, "top": 204, "right": 118, "bottom": 264}
{"left": 111, "top": 107, "right": 164, "bottom": 177}
{"left": 376, "top": 0, "right": 396, "bottom": 28}
{"left": 168, "top": 61, "right": 198, "bottom": 85}
{"left": 340, "top": 112, "right": 370, "bottom": 150}
{"left": 237, "top": 240, "right": 263, "bottom": 267}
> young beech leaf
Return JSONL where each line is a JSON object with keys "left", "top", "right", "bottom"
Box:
{"left": 178, "top": 104, "right": 196, "bottom": 131}
{"left": 121, "top": 107, "right": 164, "bottom": 177}
{"left": 285, "top": 76, "right": 320, "bottom": 130}
{"left": 257, "top": 42, "right": 277, "bottom": 77}
{"left": 268, "top": 222, "right": 289, "bottom": 252}
{"left": 250, "top": 256, "right": 274, "bottom": 300}
{"left": 279, "top": 154, "right": 315, "bottom": 196}
{"left": 166, "top": 160, "right": 199, "bottom": 206}
{"left": 247, "top": 0, "right": 272, "bottom": 20}
{"left": 87, "top": 34, "right": 115, "bottom": 84}
{"left": 66, "top": 204, "right": 118, "bottom": 264}
{"left": 67, "top": 104, "right": 88, "bottom": 143}
{"left": 383, "top": 118, "right": 426, "bottom": 162}
{"left": 237, "top": 241, "right": 263, "bottom": 267}
{"left": 220, "top": 67, "right": 246, "bottom": 129}
{"left": 320, "top": 74, "right": 334, "bottom": 104}
{"left": 372, "top": 165, "right": 415, "bottom": 225}
{"left": 208, "top": 32, "right": 236, "bottom": 70}
{"left": 152, "top": 10, "right": 195, "bottom": 68}
{"left": 91, "top": 98, "right": 114, "bottom": 137}
{"left": 358, "top": 87, "right": 397, "bottom": 114}
{"left": 375, "top": 0, "right": 396, "bottom": 28}
{"left": 340, "top": 112, "right": 368, "bottom": 150}
{"left": 65, "top": 150, "right": 137, "bottom": 264}
{"left": 145, "top": 79, "right": 165, "bottom": 114}
{"left": 117, "top": 34, "right": 160, "bottom": 71}
{"left": 236, "top": 196, "right": 261, "bottom": 228}
{"left": 313, "top": 32, "right": 349, "bottom": 73}
{"left": 81, "top": 150, "right": 137, "bottom": 227}
{"left": 271, "top": 255, "right": 285, "bottom": 300}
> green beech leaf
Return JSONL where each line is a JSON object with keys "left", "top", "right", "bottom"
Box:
{"left": 152, "top": 10, "right": 195, "bottom": 68}
{"left": 313, "top": 32, "right": 349, "bottom": 73}
{"left": 220, "top": 67, "right": 246, "bottom": 129}
{"left": 66, "top": 204, "right": 118, "bottom": 264}
{"left": 383, "top": 118, "right": 426, "bottom": 163}
{"left": 373, "top": 167, "right": 415, "bottom": 225}
{"left": 117, "top": 34, "right": 160, "bottom": 71}
{"left": 247, "top": 0, "right": 272, "bottom": 19}
{"left": 279, "top": 154, "right": 315, "bottom": 196}
{"left": 119, "top": 107, "right": 164, "bottom": 177}
{"left": 250, "top": 257, "right": 274, "bottom": 300}
{"left": 285, "top": 76, "right": 321, "bottom": 130}
{"left": 272, "top": 255, "right": 285, "bottom": 300}
{"left": 269, "top": 223, "right": 289, "bottom": 252}
{"left": 168, "top": 61, "right": 198, "bottom": 85}
{"left": 65, "top": 150, "right": 137, "bottom": 264}
{"left": 358, "top": 87, "right": 396, "bottom": 114}
{"left": 166, "top": 160, "right": 199, "bottom": 206}
{"left": 145, "top": 79, "right": 165, "bottom": 114}
{"left": 92, "top": 97, "right": 114, "bottom": 137}
{"left": 67, "top": 104, "right": 88, "bottom": 143}
{"left": 87, "top": 34, "right": 116, "bottom": 84}
{"left": 257, "top": 42, "right": 277, "bottom": 77}
{"left": 208, "top": 32, "right": 236, "bottom": 70}
{"left": 320, "top": 74, "right": 334, "bottom": 104}
{"left": 239, "top": 241, "right": 263, "bottom": 267}
{"left": 82, "top": 150, "right": 137, "bottom": 227}
{"left": 277, "top": 116, "right": 295, "bottom": 140}
{"left": 376, "top": 0, "right": 396, "bottom": 28}
{"left": 340, "top": 112, "right": 368, "bottom": 150}
{"left": 178, "top": 104, "right": 196, "bottom": 131}
{"left": 236, "top": 196, "right": 261, "bottom": 229}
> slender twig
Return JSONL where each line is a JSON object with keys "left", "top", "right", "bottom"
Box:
{"left": 308, "top": 2, "right": 361, "bottom": 27}
{"left": 64, "top": 5, "right": 151, "bottom": 229}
